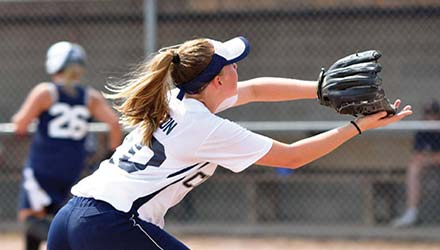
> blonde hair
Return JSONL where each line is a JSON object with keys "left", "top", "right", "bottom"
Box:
{"left": 106, "top": 38, "right": 214, "bottom": 145}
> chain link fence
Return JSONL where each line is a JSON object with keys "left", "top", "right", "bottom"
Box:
{"left": 1, "top": 0, "right": 440, "bottom": 240}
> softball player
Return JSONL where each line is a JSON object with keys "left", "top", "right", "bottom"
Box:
{"left": 12, "top": 41, "right": 122, "bottom": 250}
{"left": 47, "top": 36, "right": 412, "bottom": 250}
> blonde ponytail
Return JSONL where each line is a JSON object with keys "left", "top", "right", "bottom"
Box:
{"left": 106, "top": 38, "right": 213, "bottom": 145}
{"left": 106, "top": 51, "right": 174, "bottom": 145}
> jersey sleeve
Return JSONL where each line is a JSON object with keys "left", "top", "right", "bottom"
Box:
{"left": 414, "top": 131, "right": 440, "bottom": 152}
{"left": 195, "top": 119, "right": 273, "bottom": 173}
{"left": 414, "top": 132, "right": 427, "bottom": 151}
{"left": 47, "top": 83, "right": 58, "bottom": 103}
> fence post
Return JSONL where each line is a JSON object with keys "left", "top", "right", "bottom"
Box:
{"left": 144, "top": 0, "right": 157, "bottom": 56}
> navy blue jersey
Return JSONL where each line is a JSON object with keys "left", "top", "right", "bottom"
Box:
{"left": 414, "top": 131, "right": 440, "bottom": 152}
{"left": 27, "top": 83, "right": 91, "bottom": 206}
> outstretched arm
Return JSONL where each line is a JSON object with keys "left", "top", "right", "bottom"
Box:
{"left": 235, "top": 77, "right": 317, "bottom": 106}
{"left": 257, "top": 100, "right": 413, "bottom": 169}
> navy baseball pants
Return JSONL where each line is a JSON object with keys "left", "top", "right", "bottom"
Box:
{"left": 47, "top": 196, "right": 189, "bottom": 250}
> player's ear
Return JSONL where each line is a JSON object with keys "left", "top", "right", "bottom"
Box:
{"left": 212, "top": 75, "right": 223, "bottom": 88}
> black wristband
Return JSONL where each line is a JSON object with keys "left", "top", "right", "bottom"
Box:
{"left": 350, "top": 121, "right": 362, "bottom": 135}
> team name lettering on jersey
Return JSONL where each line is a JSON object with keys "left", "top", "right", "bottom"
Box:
{"left": 159, "top": 117, "right": 177, "bottom": 135}
{"left": 183, "top": 171, "right": 209, "bottom": 188}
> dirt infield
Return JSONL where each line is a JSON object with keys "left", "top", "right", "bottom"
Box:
{"left": 2, "top": 233, "right": 440, "bottom": 250}
{"left": 183, "top": 236, "right": 440, "bottom": 250}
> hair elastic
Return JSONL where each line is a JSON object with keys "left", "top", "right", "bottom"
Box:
{"left": 172, "top": 52, "right": 180, "bottom": 64}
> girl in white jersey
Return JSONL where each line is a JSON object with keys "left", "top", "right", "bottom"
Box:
{"left": 47, "top": 36, "right": 412, "bottom": 250}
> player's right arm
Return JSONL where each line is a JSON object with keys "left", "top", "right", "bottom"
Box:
{"left": 257, "top": 121, "right": 359, "bottom": 169}
{"left": 88, "top": 88, "right": 123, "bottom": 151}
{"left": 257, "top": 102, "right": 413, "bottom": 169}
{"left": 11, "top": 83, "right": 53, "bottom": 135}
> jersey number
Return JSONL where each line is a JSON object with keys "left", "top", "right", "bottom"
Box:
{"left": 48, "top": 103, "right": 90, "bottom": 140}
{"left": 116, "top": 137, "right": 166, "bottom": 173}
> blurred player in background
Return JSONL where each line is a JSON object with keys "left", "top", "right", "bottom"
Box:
{"left": 46, "top": 36, "right": 412, "bottom": 250}
{"left": 391, "top": 99, "right": 440, "bottom": 228}
{"left": 12, "top": 41, "right": 122, "bottom": 250}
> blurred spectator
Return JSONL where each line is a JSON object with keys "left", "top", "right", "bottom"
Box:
{"left": 391, "top": 99, "right": 440, "bottom": 228}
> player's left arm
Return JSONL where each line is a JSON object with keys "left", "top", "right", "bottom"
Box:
{"left": 235, "top": 77, "right": 318, "bottom": 107}
{"left": 416, "top": 152, "right": 440, "bottom": 167}
{"left": 88, "top": 88, "right": 123, "bottom": 151}
{"left": 11, "top": 83, "right": 53, "bottom": 135}
{"left": 428, "top": 152, "right": 440, "bottom": 164}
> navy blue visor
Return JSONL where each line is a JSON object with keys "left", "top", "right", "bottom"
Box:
{"left": 175, "top": 36, "right": 250, "bottom": 100}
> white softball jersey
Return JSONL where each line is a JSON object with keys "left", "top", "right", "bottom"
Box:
{"left": 71, "top": 89, "right": 273, "bottom": 228}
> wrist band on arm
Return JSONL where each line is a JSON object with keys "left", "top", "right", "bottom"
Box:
{"left": 350, "top": 121, "right": 362, "bottom": 135}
